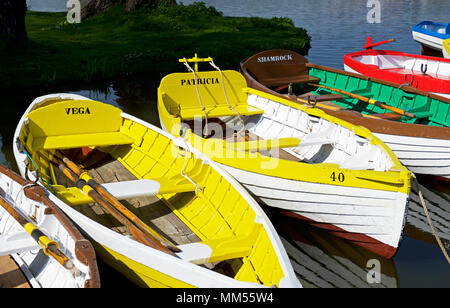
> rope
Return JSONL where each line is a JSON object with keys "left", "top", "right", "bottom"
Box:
{"left": 411, "top": 173, "right": 450, "bottom": 264}
{"left": 208, "top": 57, "right": 245, "bottom": 133}
{"left": 182, "top": 58, "right": 209, "bottom": 137}
{"left": 177, "top": 135, "right": 202, "bottom": 194}
{"left": 14, "top": 182, "right": 40, "bottom": 206}
{"left": 22, "top": 150, "right": 56, "bottom": 194}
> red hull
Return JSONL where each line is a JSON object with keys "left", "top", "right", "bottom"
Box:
{"left": 344, "top": 49, "right": 450, "bottom": 96}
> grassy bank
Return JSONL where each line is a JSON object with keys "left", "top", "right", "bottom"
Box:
{"left": 0, "top": 2, "right": 311, "bottom": 90}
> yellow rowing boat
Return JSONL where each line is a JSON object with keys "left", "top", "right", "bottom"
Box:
{"left": 157, "top": 55, "right": 412, "bottom": 258}
{"left": 13, "top": 93, "right": 301, "bottom": 288}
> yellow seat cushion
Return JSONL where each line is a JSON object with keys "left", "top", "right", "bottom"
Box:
{"left": 160, "top": 70, "right": 264, "bottom": 120}
{"left": 24, "top": 99, "right": 133, "bottom": 151}
{"left": 31, "top": 132, "right": 135, "bottom": 151}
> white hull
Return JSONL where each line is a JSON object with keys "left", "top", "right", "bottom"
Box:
{"left": 374, "top": 133, "right": 450, "bottom": 180}
{"left": 413, "top": 31, "right": 444, "bottom": 51}
{"left": 221, "top": 164, "right": 409, "bottom": 255}
{"left": 0, "top": 171, "right": 96, "bottom": 288}
{"left": 13, "top": 93, "right": 301, "bottom": 288}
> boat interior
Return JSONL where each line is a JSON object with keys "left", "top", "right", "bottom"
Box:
{"left": 350, "top": 54, "right": 450, "bottom": 78}
{"left": 240, "top": 51, "right": 450, "bottom": 128}
{"left": 418, "top": 22, "right": 449, "bottom": 34}
{"left": 18, "top": 98, "right": 286, "bottom": 287}
{"left": 159, "top": 69, "right": 394, "bottom": 172}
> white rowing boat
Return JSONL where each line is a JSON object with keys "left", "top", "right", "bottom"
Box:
{"left": 0, "top": 164, "right": 100, "bottom": 288}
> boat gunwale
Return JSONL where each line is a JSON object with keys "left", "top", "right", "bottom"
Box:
{"left": 413, "top": 21, "right": 450, "bottom": 39}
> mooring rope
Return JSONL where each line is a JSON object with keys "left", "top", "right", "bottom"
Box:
{"left": 182, "top": 58, "right": 209, "bottom": 137}
{"left": 208, "top": 57, "right": 245, "bottom": 133}
{"left": 412, "top": 173, "right": 450, "bottom": 264}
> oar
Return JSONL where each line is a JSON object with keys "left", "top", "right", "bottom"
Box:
{"left": 0, "top": 195, "right": 74, "bottom": 270}
{"left": 57, "top": 162, "right": 177, "bottom": 256}
{"left": 308, "top": 83, "right": 416, "bottom": 118}
{"left": 58, "top": 155, "right": 180, "bottom": 253}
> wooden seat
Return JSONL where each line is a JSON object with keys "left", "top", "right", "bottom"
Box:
{"left": 233, "top": 137, "right": 301, "bottom": 152}
{"left": 180, "top": 104, "right": 264, "bottom": 120}
{"left": 102, "top": 177, "right": 196, "bottom": 199}
{"left": 56, "top": 176, "right": 197, "bottom": 206}
{"left": 24, "top": 99, "right": 131, "bottom": 151}
{"left": 30, "top": 132, "right": 134, "bottom": 151}
{"left": 298, "top": 93, "right": 344, "bottom": 102}
{"left": 160, "top": 70, "right": 263, "bottom": 120}
{"left": 176, "top": 225, "right": 262, "bottom": 264}
{"left": 260, "top": 75, "right": 321, "bottom": 87}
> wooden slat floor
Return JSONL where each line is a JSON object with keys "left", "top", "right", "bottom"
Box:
{"left": 0, "top": 256, "right": 30, "bottom": 288}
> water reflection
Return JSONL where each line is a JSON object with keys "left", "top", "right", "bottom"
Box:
{"left": 408, "top": 179, "right": 450, "bottom": 251}
{"left": 271, "top": 213, "right": 399, "bottom": 288}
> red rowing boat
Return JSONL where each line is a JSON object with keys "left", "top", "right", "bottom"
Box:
{"left": 344, "top": 38, "right": 450, "bottom": 99}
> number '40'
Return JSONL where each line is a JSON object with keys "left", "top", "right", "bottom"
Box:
{"left": 330, "top": 172, "right": 345, "bottom": 182}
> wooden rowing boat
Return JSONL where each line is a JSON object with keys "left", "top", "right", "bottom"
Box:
{"left": 13, "top": 93, "right": 300, "bottom": 288}
{"left": 158, "top": 55, "right": 412, "bottom": 259}
{"left": 0, "top": 163, "right": 100, "bottom": 288}
{"left": 412, "top": 21, "right": 450, "bottom": 53}
{"left": 343, "top": 43, "right": 450, "bottom": 99}
{"left": 444, "top": 39, "right": 450, "bottom": 59}
{"left": 240, "top": 49, "right": 450, "bottom": 180}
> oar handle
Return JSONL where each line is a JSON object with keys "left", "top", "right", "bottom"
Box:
{"left": 58, "top": 152, "right": 180, "bottom": 252}
{"left": 308, "top": 83, "right": 416, "bottom": 118}
{"left": 0, "top": 195, "right": 73, "bottom": 269}
{"left": 371, "top": 100, "right": 416, "bottom": 118}
{"left": 57, "top": 163, "right": 176, "bottom": 256}
{"left": 24, "top": 222, "right": 73, "bottom": 269}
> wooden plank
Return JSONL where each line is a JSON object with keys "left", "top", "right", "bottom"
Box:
{"left": 0, "top": 256, "right": 31, "bottom": 288}
{"left": 87, "top": 160, "right": 200, "bottom": 245}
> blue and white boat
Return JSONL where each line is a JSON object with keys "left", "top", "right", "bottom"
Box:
{"left": 412, "top": 21, "right": 450, "bottom": 52}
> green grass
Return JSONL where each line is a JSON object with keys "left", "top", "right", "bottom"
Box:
{"left": 0, "top": 2, "right": 311, "bottom": 90}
